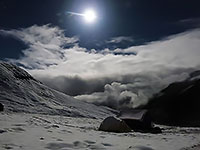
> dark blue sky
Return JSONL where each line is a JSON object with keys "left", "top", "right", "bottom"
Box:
{"left": 0, "top": 0, "right": 200, "bottom": 60}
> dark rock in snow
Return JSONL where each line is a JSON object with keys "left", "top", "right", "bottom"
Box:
{"left": 0, "top": 129, "right": 7, "bottom": 134}
{"left": 150, "top": 126, "right": 162, "bottom": 134}
{"left": 40, "top": 137, "right": 44, "bottom": 140}
{"left": 99, "top": 116, "right": 132, "bottom": 133}
{"left": 0, "top": 103, "right": 4, "bottom": 111}
{"left": 51, "top": 124, "right": 60, "bottom": 128}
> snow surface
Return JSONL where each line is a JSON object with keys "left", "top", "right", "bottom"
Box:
{"left": 1, "top": 112, "right": 200, "bottom": 150}
{"left": 0, "top": 61, "right": 116, "bottom": 118}
{"left": 0, "top": 61, "right": 200, "bottom": 150}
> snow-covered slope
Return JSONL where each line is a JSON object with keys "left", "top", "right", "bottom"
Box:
{"left": 0, "top": 61, "right": 115, "bottom": 118}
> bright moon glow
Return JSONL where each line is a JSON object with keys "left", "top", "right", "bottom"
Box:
{"left": 83, "top": 9, "right": 97, "bottom": 23}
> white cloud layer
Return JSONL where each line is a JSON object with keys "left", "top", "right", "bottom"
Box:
{"left": 1, "top": 25, "right": 200, "bottom": 109}
{"left": 0, "top": 24, "right": 78, "bottom": 69}
{"left": 106, "top": 36, "right": 134, "bottom": 44}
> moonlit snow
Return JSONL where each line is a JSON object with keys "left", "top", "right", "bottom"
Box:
{"left": 0, "top": 61, "right": 200, "bottom": 150}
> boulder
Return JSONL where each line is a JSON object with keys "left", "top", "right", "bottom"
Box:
{"left": 150, "top": 126, "right": 162, "bottom": 134}
{"left": 0, "top": 103, "right": 4, "bottom": 111}
{"left": 99, "top": 116, "right": 131, "bottom": 133}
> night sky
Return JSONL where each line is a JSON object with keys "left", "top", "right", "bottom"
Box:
{"left": 1, "top": 0, "right": 200, "bottom": 109}
{"left": 1, "top": 0, "right": 200, "bottom": 60}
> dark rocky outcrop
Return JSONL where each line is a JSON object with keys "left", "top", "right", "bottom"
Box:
{"left": 146, "top": 71, "right": 200, "bottom": 127}
{"left": 0, "top": 103, "right": 4, "bottom": 111}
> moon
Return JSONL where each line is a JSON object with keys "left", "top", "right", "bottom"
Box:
{"left": 67, "top": 9, "right": 97, "bottom": 24}
{"left": 83, "top": 9, "right": 97, "bottom": 23}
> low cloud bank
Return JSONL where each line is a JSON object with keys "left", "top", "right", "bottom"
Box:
{"left": 39, "top": 68, "right": 191, "bottom": 109}
{"left": 1, "top": 25, "right": 200, "bottom": 109}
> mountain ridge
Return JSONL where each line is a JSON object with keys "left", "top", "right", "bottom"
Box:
{"left": 146, "top": 70, "right": 200, "bottom": 126}
{"left": 0, "top": 61, "right": 116, "bottom": 118}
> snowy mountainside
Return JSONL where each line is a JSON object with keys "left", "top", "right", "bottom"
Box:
{"left": 0, "top": 61, "right": 115, "bottom": 118}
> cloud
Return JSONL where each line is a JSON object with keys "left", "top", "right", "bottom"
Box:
{"left": 37, "top": 75, "right": 113, "bottom": 96}
{"left": 74, "top": 69, "right": 191, "bottom": 109}
{"left": 0, "top": 24, "right": 78, "bottom": 69}
{"left": 75, "top": 82, "right": 149, "bottom": 109}
{"left": 1, "top": 25, "right": 200, "bottom": 109}
{"left": 106, "top": 36, "right": 134, "bottom": 44}
{"left": 178, "top": 17, "right": 200, "bottom": 28}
